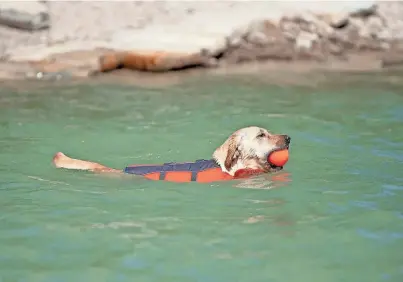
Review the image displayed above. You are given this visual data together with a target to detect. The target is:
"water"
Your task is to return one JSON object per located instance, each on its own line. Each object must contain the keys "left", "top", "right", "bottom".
{"left": 0, "top": 73, "right": 402, "bottom": 282}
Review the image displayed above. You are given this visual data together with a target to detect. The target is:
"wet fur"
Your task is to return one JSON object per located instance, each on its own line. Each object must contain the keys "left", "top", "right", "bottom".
{"left": 213, "top": 126, "right": 290, "bottom": 176}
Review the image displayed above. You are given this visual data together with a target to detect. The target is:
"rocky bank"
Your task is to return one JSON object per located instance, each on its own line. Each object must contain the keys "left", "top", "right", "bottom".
{"left": 1, "top": 1, "right": 403, "bottom": 82}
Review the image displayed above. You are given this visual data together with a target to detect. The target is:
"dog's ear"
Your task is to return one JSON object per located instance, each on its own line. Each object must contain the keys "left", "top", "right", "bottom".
{"left": 224, "top": 138, "right": 240, "bottom": 172}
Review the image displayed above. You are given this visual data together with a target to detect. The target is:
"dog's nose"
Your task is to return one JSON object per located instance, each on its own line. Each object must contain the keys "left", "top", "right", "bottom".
{"left": 284, "top": 135, "right": 291, "bottom": 144}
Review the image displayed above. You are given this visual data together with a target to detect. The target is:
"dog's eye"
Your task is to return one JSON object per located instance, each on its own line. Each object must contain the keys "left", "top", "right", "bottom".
{"left": 257, "top": 133, "right": 266, "bottom": 138}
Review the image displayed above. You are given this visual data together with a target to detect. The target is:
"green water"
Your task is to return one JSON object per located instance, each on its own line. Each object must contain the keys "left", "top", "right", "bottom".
{"left": 0, "top": 74, "right": 402, "bottom": 282}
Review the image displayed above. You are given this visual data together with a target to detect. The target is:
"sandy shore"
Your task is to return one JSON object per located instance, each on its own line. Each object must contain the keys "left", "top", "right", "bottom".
{"left": 1, "top": 1, "right": 403, "bottom": 84}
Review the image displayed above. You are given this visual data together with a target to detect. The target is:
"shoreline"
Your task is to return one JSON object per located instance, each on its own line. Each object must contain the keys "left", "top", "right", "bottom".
{"left": 2, "top": 56, "right": 403, "bottom": 92}
{"left": 1, "top": 1, "right": 403, "bottom": 85}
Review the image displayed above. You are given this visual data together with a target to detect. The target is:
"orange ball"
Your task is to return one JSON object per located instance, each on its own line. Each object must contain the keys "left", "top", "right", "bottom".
{"left": 268, "top": 149, "right": 289, "bottom": 167}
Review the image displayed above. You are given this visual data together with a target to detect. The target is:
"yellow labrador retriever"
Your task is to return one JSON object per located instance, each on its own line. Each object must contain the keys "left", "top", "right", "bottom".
{"left": 53, "top": 126, "right": 291, "bottom": 182}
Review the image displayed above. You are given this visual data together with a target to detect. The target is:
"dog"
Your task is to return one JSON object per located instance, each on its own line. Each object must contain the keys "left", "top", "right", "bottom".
{"left": 53, "top": 126, "right": 291, "bottom": 183}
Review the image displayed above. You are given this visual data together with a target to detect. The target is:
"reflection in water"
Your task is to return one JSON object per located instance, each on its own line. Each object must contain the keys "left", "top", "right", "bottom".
{"left": 92, "top": 221, "right": 159, "bottom": 239}
{"left": 234, "top": 171, "right": 291, "bottom": 189}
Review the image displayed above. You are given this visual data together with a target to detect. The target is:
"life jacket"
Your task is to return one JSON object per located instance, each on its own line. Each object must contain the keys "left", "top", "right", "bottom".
{"left": 124, "top": 159, "right": 264, "bottom": 183}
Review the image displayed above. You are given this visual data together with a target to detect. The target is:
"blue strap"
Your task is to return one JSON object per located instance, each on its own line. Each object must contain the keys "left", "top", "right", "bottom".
{"left": 125, "top": 159, "right": 219, "bottom": 180}
{"left": 159, "top": 171, "right": 166, "bottom": 180}
{"left": 191, "top": 171, "right": 198, "bottom": 181}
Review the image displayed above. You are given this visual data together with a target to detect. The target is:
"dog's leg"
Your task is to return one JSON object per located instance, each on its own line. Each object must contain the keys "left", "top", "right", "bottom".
{"left": 53, "top": 152, "right": 122, "bottom": 173}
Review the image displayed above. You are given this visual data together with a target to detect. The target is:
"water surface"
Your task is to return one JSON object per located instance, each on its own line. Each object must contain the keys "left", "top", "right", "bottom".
{"left": 0, "top": 74, "right": 402, "bottom": 282}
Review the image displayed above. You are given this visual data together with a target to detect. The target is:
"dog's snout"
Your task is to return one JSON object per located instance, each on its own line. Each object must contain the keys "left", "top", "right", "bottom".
{"left": 284, "top": 135, "right": 291, "bottom": 144}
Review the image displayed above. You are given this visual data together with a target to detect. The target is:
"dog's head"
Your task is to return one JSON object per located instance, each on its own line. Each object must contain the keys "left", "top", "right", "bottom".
{"left": 213, "top": 126, "right": 291, "bottom": 176}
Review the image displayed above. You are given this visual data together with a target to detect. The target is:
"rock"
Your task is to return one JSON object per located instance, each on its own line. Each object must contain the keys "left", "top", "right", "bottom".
{"left": 376, "top": 1, "right": 403, "bottom": 40}
{"left": 327, "top": 42, "right": 345, "bottom": 56}
{"left": 295, "top": 31, "right": 318, "bottom": 50}
{"left": 347, "top": 15, "right": 385, "bottom": 40}
{"left": 377, "top": 29, "right": 393, "bottom": 41}
{"left": 328, "top": 28, "right": 357, "bottom": 51}
{"left": 245, "top": 19, "right": 286, "bottom": 46}
{"left": 366, "top": 16, "right": 384, "bottom": 38}
{"left": 349, "top": 4, "right": 377, "bottom": 18}
{"left": 202, "top": 37, "right": 227, "bottom": 58}
{"left": 159, "top": 51, "right": 218, "bottom": 70}
{"left": 381, "top": 51, "right": 403, "bottom": 67}
{"left": 296, "top": 47, "right": 327, "bottom": 62}
{"left": 390, "top": 41, "right": 403, "bottom": 51}
{"left": 2, "top": 1, "right": 402, "bottom": 77}
{"left": 226, "top": 33, "right": 243, "bottom": 49}
{"left": 228, "top": 19, "right": 285, "bottom": 48}
{"left": 292, "top": 13, "right": 317, "bottom": 33}
{"left": 280, "top": 20, "right": 300, "bottom": 41}
{"left": 380, "top": 41, "right": 391, "bottom": 50}
{"left": 223, "top": 43, "right": 294, "bottom": 64}
{"left": 246, "top": 31, "right": 270, "bottom": 46}
{"left": 349, "top": 17, "right": 370, "bottom": 39}
{"left": 317, "top": 13, "right": 349, "bottom": 29}
{"left": 254, "top": 44, "right": 295, "bottom": 61}
{"left": 315, "top": 19, "right": 336, "bottom": 37}
{"left": 330, "top": 14, "right": 349, "bottom": 29}
{"left": 226, "top": 23, "right": 250, "bottom": 48}
{"left": 355, "top": 37, "right": 382, "bottom": 51}
{"left": 280, "top": 12, "right": 334, "bottom": 39}
{"left": 98, "top": 49, "right": 218, "bottom": 73}
{"left": 0, "top": 1, "right": 49, "bottom": 31}
{"left": 325, "top": 14, "right": 387, "bottom": 52}
{"left": 221, "top": 19, "right": 293, "bottom": 64}
{"left": 223, "top": 48, "right": 256, "bottom": 64}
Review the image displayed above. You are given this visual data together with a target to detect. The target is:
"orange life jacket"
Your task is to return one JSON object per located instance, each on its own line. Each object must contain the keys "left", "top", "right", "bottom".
{"left": 124, "top": 159, "right": 264, "bottom": 183}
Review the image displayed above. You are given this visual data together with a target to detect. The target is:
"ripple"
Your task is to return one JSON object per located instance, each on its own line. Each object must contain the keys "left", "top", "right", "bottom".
{"left": 357, "top": 228, "right": 403, "bottom": 243}
{"left": 122, "top": 255, "right": 148, "bottom": 270}
{"left": 91, "top": 221, "right": 159, "bottom": 239}
{"left": 350, "top": 200, "right": 378, "bottom": 210}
